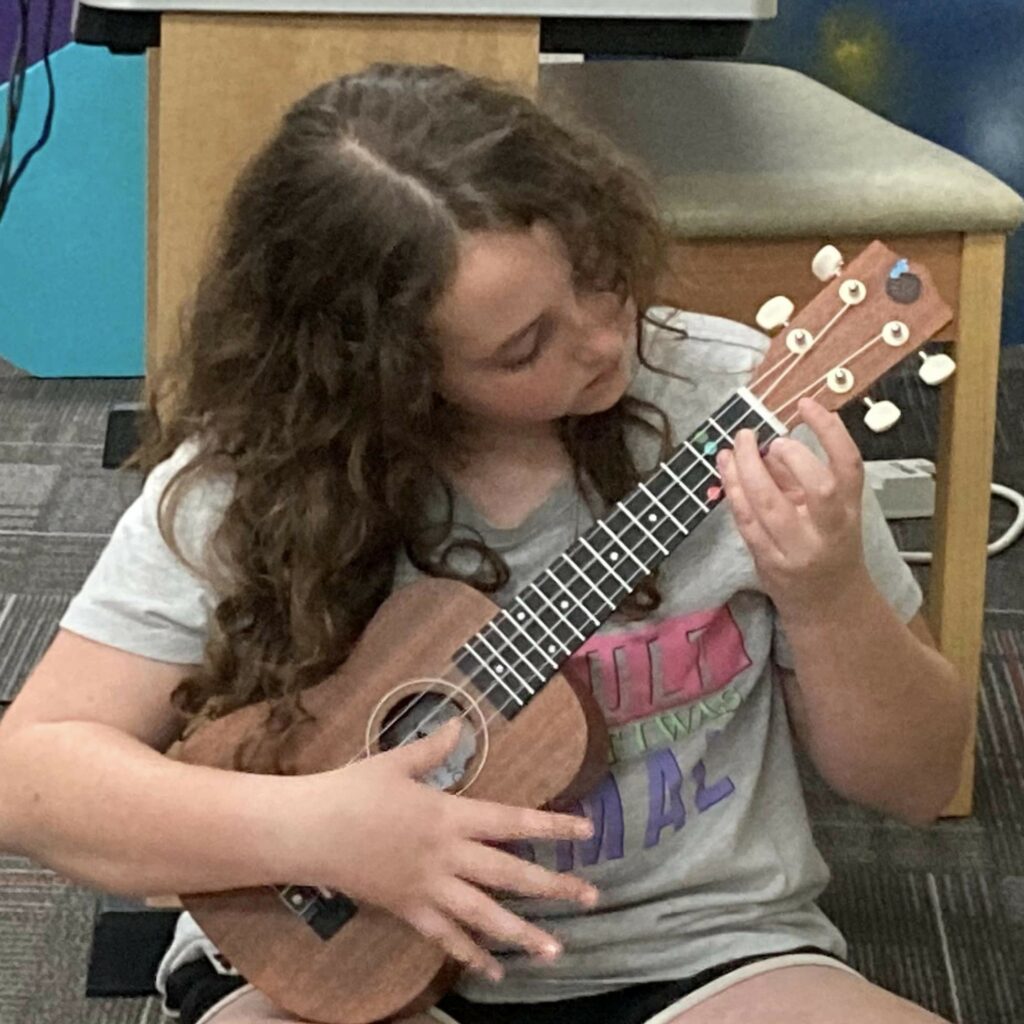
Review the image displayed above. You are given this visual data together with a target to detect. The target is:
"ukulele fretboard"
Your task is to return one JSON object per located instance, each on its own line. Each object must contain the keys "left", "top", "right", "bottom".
{"left": 453, "top": 388, "right": 784, "bottom": 718}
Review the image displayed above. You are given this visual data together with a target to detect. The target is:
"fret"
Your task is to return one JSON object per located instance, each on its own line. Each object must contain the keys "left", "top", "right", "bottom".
{"left": 681, "top": 441, "right": 718, "bottom": 482}
{"left": 659, "top": 459, "right": 709, "bottom": 515}
{"left": 502, "top": 601, "right": 570, "bottom": 662}
{"left": 595, "top": 520, "right": 651, "bottom": 577}
{"left": 616, "top": 496, "right": 669, "bottom": 555}
{"left": 544, "top": 565, "right": 601, "bottom": 628}
{"left": 542, "top": 557, "right": 609, "bottom": 633}
{"left": 462, "top": 630, "right": 532, "bottom": 704}
{"left": 525, "top": 582, "right": 587, "bottom": 644}
{"left": 578, "top": 536, "right": 630, "bottom": 590}
{"left": 562, "top": 547, "right": 619, "bottom": 612}
{"left": 634, "top": 481, "right": 688, "bottom": 538}
{"left": 458, "top": 391, "right": 782, "bottom": 719}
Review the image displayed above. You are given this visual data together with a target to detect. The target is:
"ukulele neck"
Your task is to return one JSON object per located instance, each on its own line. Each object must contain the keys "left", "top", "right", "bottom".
{"left": 452, "top": 387, "right": 785, "bottom": 718}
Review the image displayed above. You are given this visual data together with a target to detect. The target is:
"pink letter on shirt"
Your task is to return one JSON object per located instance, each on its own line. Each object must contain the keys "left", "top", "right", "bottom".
{"left": 565, "top": 606, "right": 751, "bottom": 727}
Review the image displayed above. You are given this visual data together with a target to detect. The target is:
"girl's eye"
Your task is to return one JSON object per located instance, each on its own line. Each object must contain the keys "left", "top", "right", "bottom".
{"left": 500, "top": 322, "right": 549, "bottom": 372}
{"left": 502, "top": 343, "right": 543, "bottom": 372}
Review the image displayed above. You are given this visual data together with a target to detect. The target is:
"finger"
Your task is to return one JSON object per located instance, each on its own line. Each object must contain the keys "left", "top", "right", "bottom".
{"left": 762, "top": 446, "right": 807, "bottom": 504}
{"left": 796, "top": 398, "right": 865, "bottom": 492}
{"left": 763, "top": 437, "right": 843, "bottom": 524}
{"left": 434, "top": 879, "right": 564, "bottom": 962}
{"left": 724, "top": 430, "right": 799, "bottom": 547}
{"left": 717, "top": 449, "right": 784, "bottom": 561}
{"left": 406, "top": 905, "right": 504, "bottom": 982}
{"left": 456, "top": 800, "right": 594, "bottom": 844}
{"left": 455, "top": 843, "right": 598, "bottom": 907}
{"left": 386, "top": 718, "right": 463, "bottom": 778}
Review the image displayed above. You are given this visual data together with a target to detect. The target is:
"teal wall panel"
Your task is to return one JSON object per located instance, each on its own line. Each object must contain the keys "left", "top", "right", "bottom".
{"left": 0, "top": 44, "right": 145, "bottom": 376}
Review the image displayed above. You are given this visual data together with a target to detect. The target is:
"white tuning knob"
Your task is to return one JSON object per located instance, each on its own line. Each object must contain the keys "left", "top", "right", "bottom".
{"left": 756, "top": 295, "right": 795, "bottom": 332}
{"left": 863, "top": 397, "right": 902, "bottom": 433}
{"left": 812, "top": 244, "right": 844, "bottom": 282}
{"left": 918, "top": 351, "right": 957, "bottom": 386}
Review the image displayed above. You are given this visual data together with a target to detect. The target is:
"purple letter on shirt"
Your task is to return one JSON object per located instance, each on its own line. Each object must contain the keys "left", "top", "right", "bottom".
{"left": 555, "top": 773, "right": 625, "bottom": 872}
{"left": 692, "top": 757, "right": 735, "bottom": 813}
{"left": 644, "top": 748, "right": 687, "bottom": 848}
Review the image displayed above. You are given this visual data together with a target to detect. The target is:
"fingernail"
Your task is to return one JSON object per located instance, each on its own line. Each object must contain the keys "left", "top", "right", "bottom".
{"left": 487, "top": 965, "right": 504, "bottom": 983}
{"left": 581, "top": 886, "right": 599, "bottom": 906}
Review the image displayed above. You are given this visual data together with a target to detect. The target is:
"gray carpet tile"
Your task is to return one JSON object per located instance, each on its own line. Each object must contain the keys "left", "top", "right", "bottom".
{"left": 0, "top": 857, "right": 159, "bottom": 1024}
{"left": 0, "top": 352, "right": 1023, "bottom": 1023}
{"left": 0, "top": 594, "right": 75, "bottom": 703}
{"left": 0, "top": 376, "right": 142, "bottom": 446}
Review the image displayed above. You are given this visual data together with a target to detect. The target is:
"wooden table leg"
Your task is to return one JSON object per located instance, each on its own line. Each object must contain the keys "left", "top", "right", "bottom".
{"left": 929, "top": 232, "right": 1006, "bottom": 817}
{"left": 147, "top": 13, "right": 540, "bottom": 377}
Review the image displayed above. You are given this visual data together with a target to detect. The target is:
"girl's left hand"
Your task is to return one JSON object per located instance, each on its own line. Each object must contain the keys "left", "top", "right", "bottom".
{"left": 715, "top": 396, "right": 870, "bottom": 617}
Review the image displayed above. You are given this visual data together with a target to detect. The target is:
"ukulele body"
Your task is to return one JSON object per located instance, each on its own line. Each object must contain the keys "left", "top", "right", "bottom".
{"left": 169, "top": 577, "right": 610, "bottom": 1024}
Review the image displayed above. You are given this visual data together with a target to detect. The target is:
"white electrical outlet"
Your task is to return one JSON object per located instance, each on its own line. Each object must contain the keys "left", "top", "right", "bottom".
{"left": 864, "top": 459, "right": 936, "bottom": 520}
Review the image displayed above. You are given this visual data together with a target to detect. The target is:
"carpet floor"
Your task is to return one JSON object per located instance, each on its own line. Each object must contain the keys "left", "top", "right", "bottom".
{"left": 1, "top": 348, "right": 1022, "bottom": 1023}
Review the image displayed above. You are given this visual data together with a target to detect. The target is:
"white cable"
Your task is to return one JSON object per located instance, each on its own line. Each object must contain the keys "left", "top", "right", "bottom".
{"left": 900, "top": 482, "right": 1024, "bottom": 564}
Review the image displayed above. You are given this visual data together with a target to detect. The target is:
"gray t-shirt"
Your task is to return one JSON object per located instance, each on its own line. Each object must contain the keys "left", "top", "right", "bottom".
{"left": 60, "top": 309, "right": 922, "bottom": 1003}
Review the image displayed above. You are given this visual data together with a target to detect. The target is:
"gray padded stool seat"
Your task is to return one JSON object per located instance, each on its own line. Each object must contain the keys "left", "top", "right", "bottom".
{"left": 539, "top": 59, "right": 1024, "bottom": 815}
{"left": 539, "top": 59, "right": 1024, "bottom": 239}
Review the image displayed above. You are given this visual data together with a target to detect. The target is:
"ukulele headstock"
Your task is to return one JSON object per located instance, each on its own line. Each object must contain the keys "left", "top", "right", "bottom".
{"left": 750, "top": 240, "right": 955, "bottom": 434}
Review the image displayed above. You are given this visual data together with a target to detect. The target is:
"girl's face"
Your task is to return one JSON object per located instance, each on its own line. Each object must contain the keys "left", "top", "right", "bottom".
{"left": 432, "top": 222, "right": 637, "bottom": 439}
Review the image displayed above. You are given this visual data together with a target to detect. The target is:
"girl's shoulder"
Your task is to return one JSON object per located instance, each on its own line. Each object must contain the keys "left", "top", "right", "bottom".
{"left": 138, "top": 437, "right": 237, "bottom": 571}
{"left": 632, "top": 307, "right": 771, "bottom": 439}
{"left": 639, "top": 306, "right": 770, "bottom": 379}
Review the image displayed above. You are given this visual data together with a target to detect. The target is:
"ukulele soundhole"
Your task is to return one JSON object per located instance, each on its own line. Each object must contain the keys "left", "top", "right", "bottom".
{"left": 377, "top": 689, "right": 481, "bottom": 791}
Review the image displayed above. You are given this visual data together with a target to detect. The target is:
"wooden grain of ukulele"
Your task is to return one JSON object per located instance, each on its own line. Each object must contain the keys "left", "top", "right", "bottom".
{"left": 164, "top": 240, "right": 954, "bottom": 1023}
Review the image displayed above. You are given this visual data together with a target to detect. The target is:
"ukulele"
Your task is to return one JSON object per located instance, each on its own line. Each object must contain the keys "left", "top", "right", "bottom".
{"left": 165, "top": 239, "right": 954, "bottom": 1023}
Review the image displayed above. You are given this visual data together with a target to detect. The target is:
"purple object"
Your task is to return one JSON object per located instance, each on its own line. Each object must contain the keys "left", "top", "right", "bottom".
{"left": 0, "top": 0, "right": 75, "bottom": 84}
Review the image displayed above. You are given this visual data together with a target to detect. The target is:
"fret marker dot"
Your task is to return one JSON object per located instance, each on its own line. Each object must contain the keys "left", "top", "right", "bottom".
{"left": 560, "top": 600, "right": 570, "bottom": 609}
{"left": 648, "top": 513, "right": 657, "bottom": 522}
{"left": 548, "top": 644, "right": 557, "bottom": 654}
{"left": 517, "top": 611, "right": 526, "bottom": 620}
{"left": 492, "top": 663, "right": 505, "bottom": 673}
{"left": 610, "top": 552, "right": 619, "bottom": 561}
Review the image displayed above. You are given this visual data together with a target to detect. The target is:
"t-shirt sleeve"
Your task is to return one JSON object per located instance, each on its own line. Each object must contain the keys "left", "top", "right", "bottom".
{"left": 771, "top": 425, "right": 923, "bottom": 671}
{"left": 59, "top": 442, "right": 231, "bottom": 665}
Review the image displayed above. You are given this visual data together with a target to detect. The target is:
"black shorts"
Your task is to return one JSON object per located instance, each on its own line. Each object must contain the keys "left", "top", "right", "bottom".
{"left": 163, "top": 945, "right": 844, "bottom": 1024}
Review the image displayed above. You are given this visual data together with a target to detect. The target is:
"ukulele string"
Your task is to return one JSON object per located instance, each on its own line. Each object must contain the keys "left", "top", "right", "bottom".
{"left": 754, "top": 296, "right": 854, "bottom": 406}
{"left": 461, "top": 401, "right": 821, "bottom": 738}
{"left": 362, "top": 334, "right": 875, "bottom": 765}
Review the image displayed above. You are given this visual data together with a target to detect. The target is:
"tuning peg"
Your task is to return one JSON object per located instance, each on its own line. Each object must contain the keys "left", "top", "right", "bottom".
{"left": 756, "top": 295, "right": 795, "bottom": 332}
{"left": 918, "top": 351, "right": 956, "bottom": 386}
{"left": 812, "top": 244, "right": 844, "bottom": 281}
{"left": 863, "top": 397, "right": 902, "bottom": 433}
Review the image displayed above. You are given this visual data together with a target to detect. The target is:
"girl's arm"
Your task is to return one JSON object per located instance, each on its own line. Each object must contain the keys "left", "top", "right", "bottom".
{"left": 0, "top": 629, "right": 597, "bottom": 981}
{"left": 716, "top": 397, "right": 971, "bottom": 825}
{"left": 775, "top": 593, "right": 969, "bottom": 825}
{"left": 0, "top": 629, "right": 316, "bottom": 896}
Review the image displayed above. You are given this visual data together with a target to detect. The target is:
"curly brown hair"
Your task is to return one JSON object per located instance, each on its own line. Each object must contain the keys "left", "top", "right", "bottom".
{"left": 132, "top": 63, "right": 682, "bottom": 753}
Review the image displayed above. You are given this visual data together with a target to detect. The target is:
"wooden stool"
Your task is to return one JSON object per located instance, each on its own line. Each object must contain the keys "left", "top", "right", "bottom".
{"left": 540, "top": 59, "right": 1024, "bottom": 816}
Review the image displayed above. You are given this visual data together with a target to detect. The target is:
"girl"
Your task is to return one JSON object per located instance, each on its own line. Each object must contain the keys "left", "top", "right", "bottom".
{"left": 0, "top": 63, "right": 970, "bottom": 1024}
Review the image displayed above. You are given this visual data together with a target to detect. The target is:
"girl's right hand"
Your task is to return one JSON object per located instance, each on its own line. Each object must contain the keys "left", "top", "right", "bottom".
{"left": 287, "top": 719, "right": 599, "bottom": 983}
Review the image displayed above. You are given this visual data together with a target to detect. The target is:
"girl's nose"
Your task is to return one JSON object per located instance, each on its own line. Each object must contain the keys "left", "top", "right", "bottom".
{"left": 572, "top": 293, "right": 628, "bottom": 367}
